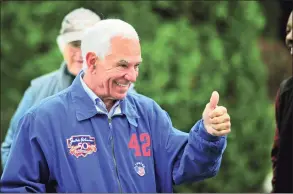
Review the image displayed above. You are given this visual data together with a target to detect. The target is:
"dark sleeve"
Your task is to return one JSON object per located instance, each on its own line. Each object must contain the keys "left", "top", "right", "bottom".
{"left": 274, "top": 78, "right": 293, "bottom": 192}
{"left": 271, "top": 89, "right": 280, "bottom": 192}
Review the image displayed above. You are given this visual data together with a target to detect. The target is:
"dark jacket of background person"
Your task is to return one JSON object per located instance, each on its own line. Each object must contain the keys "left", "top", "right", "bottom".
{"left": 271, "top": 76, "right": 293, "bottom": 193}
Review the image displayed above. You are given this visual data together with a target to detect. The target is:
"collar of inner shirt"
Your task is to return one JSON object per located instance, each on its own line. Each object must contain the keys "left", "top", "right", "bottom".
{"left": 79, "top": 73, "right": 122, "bottom": 117}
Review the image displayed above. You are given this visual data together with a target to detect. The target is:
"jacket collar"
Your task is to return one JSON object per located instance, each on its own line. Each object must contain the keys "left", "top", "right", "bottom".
{"left": 57, "top": 62, "right": 75, "bottom": 90}
{"left": 70, "top": 70, "right": 139, "bottom": 126}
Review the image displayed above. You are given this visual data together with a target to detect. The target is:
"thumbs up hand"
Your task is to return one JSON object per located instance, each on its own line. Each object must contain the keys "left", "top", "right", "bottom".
{"left": 202, "top": 91, "right": 231, "bottom": 136}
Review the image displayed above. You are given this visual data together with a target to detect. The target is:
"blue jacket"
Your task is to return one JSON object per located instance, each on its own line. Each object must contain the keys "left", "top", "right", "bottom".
{"left": 1, "top": 63, "right": 136, "bottom": 168}
{"left": 0, "top": 71, "right": 227, "bottom": 193}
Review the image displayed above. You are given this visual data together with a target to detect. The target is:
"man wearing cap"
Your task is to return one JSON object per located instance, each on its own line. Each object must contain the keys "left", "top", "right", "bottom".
{"left": 1, "top": 8, "right": 106, "bottom": 168}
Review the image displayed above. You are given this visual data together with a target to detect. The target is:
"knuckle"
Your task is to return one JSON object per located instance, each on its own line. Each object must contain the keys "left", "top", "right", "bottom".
{"left": 213, "top": 118, "right": 219, "bottom": 123}
{"left": 223, "top": 107, "right": 227, "bottom": 113}
{"left": 218, "top": 106, "right": 226, "bottom": 113}
{"left": 224, "top": 129, "right": 231, "bottom": 135}
{"left": 215, "top": 124, "right": 221, "bottom": 130}
{"left": 210, "top": 111, "right": 216, "bottom": 118}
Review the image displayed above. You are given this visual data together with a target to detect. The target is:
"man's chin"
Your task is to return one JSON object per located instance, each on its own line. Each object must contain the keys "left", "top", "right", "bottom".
{"left": 71, "top": 63, "right": 83, "bottom": 74}
{"left": 112, "top": 92, "right": 127, "bottom": 100}
{"left": 68, "top": 67, "right": 82, "bottom": 76}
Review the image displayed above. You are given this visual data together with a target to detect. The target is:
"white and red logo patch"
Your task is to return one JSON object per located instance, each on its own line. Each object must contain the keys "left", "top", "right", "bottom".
{"left": 134, "top": 162, "right": 146, "bottom": 176}
{"left": 67, "top": 135, "right": 97, "bottom": 158}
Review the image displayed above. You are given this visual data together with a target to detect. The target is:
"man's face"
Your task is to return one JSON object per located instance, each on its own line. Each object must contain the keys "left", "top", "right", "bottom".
{"left": 285, "top": 12, "right": 293, "bottom": 55}
{"left": 93, "top": 36, "right": 142, "bottom": 100}
{"left": 63, "top": 41, "right": 83, "bottom": 75}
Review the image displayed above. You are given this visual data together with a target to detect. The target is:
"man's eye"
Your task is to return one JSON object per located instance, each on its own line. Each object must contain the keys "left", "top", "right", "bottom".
{"left": 120, "top": 64, "right": 128, "bottom": 68}
{"left": 134, "top": 64, "right": 140, "bottom": 71}
{"left": 69, "top": 41, "right": 81, "bottom": 48}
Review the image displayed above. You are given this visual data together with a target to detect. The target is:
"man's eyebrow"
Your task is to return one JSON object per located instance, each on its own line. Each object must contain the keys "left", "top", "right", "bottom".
{"left": 117, "top": 59, "right": 143, "bottom": 65}
{"left": 117, "top": 60, "right": 129, "bottom": 64}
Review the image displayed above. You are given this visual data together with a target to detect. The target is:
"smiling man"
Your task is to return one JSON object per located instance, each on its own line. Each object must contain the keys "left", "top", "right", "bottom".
{"left": 0, "top": 19, "right": 231, "bottom": 193}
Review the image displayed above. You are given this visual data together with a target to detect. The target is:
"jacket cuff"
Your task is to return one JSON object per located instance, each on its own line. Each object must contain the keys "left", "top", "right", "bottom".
{"left": 197, "top": 119, "right": 222, "bottom": 142}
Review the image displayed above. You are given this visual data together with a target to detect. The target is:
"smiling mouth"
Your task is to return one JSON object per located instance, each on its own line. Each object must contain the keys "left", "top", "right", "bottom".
{"left": 114, "top": 81, "right": 130, "bottom": 87}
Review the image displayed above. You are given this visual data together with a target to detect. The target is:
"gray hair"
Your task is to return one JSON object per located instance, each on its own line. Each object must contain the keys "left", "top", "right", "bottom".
{"left": 81, "top": 19, "right": 139, "bottom": 70}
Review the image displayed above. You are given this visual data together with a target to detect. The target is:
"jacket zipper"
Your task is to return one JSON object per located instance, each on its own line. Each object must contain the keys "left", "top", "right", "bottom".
{"left": 108, "top": 117, "right": 123, "bottom": 193}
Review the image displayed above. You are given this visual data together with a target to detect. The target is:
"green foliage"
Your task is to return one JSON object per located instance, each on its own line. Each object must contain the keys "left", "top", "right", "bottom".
{"left": 1, "top": 1, "right": 275, "bottom": 192}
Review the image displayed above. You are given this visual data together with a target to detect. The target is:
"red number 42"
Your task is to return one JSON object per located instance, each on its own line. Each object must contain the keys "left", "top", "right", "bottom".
{"left": 128, "top": 133, "right": 151, "bottom": 157}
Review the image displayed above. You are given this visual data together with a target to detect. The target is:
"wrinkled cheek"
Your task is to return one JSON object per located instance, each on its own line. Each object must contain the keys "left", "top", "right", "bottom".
{"left": 65, "top": 53, "right": 75, "bottom": 67}
{"left": 102, "top": 79, "right": 112, "bottom": 95}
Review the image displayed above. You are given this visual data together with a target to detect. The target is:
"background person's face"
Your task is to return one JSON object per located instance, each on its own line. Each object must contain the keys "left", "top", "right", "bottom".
{"left": 93, "top": 37, "right": 142, "bottom": 100}
{"left": 63, "top": 41, "right": 83, "bottom": 75}
{"left": 285, "top": 12, "right": 292, "bottom": 55}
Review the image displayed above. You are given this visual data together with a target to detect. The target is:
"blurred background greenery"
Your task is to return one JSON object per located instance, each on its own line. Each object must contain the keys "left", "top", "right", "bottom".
{"left": 1, "top": 0, "right": 292, "bottom": 192}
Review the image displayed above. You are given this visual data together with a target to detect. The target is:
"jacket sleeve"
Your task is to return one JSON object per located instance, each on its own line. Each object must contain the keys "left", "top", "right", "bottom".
{"left": 1, "top": 86, "right": 36, "bottom": 168}
{"left": 151, "top": 101, "right": 227, "bottom": 186}
{"left": 0, "top": 111, "right": 52, "bottom": 193}
{"left": 271, "top": 89, "right": 280, "bottom": 192}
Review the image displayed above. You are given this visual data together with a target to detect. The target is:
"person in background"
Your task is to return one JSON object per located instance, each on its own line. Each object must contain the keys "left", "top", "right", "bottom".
{"left": 271, "top": 10, "right": 292, "bottom": 193}
{"left": 1, "top": 7, "right": 103, "bottom": 168}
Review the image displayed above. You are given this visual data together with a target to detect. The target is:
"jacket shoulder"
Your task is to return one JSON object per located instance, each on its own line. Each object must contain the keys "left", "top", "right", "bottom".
{"left": 279, "top": 76, "right": 293, "bottom": 96}
{"left": 126, "top": 92, "right": 163, "bottom": 116}
{"left": 30, "top": 70, "right": 60, "bottom": 87}
{"left": 27, "top": 88, "right": 71, "bottom": 117}
{"left": 126, "top": 92, "right": 155, "bottom": 106}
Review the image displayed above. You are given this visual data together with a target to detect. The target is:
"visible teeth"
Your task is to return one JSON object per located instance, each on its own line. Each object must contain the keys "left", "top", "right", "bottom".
{"left": 115, "top": 81, "right": 129, "bottom": 87}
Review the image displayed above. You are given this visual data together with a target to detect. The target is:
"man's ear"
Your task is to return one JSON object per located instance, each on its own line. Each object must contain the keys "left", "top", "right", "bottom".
{"left": 85, "top": 52, "right": 98, "bottom": 72}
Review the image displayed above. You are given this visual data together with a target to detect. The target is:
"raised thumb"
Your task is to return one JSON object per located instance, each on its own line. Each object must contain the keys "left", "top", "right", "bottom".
{"left": 209, "top": 91, "right": 219, "bottom": 110}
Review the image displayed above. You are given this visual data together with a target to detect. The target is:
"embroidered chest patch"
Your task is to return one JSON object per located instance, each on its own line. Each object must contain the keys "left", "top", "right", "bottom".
{"left": 67, "top": 135, "right": 97, "bottom": 158}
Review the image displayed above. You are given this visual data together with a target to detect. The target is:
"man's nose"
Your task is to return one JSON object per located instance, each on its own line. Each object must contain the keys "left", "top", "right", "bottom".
{"left": 286, "top": 30, "right": 293, "bottom": 46}
{"left": 124, "top": 68, "right": 138, "bottom": 83}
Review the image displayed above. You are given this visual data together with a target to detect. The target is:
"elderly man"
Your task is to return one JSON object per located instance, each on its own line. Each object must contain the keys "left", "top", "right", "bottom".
{"left": 0, "top": 19, "right": 231, "bottom": 193}
{"left": 1, "top": 8, "right": 119, "bottom": 168}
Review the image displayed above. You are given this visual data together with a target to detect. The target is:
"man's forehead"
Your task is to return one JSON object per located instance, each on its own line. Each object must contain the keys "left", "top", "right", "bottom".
{"left": 111, "top": 37, "right": 140, "bottom": 53}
